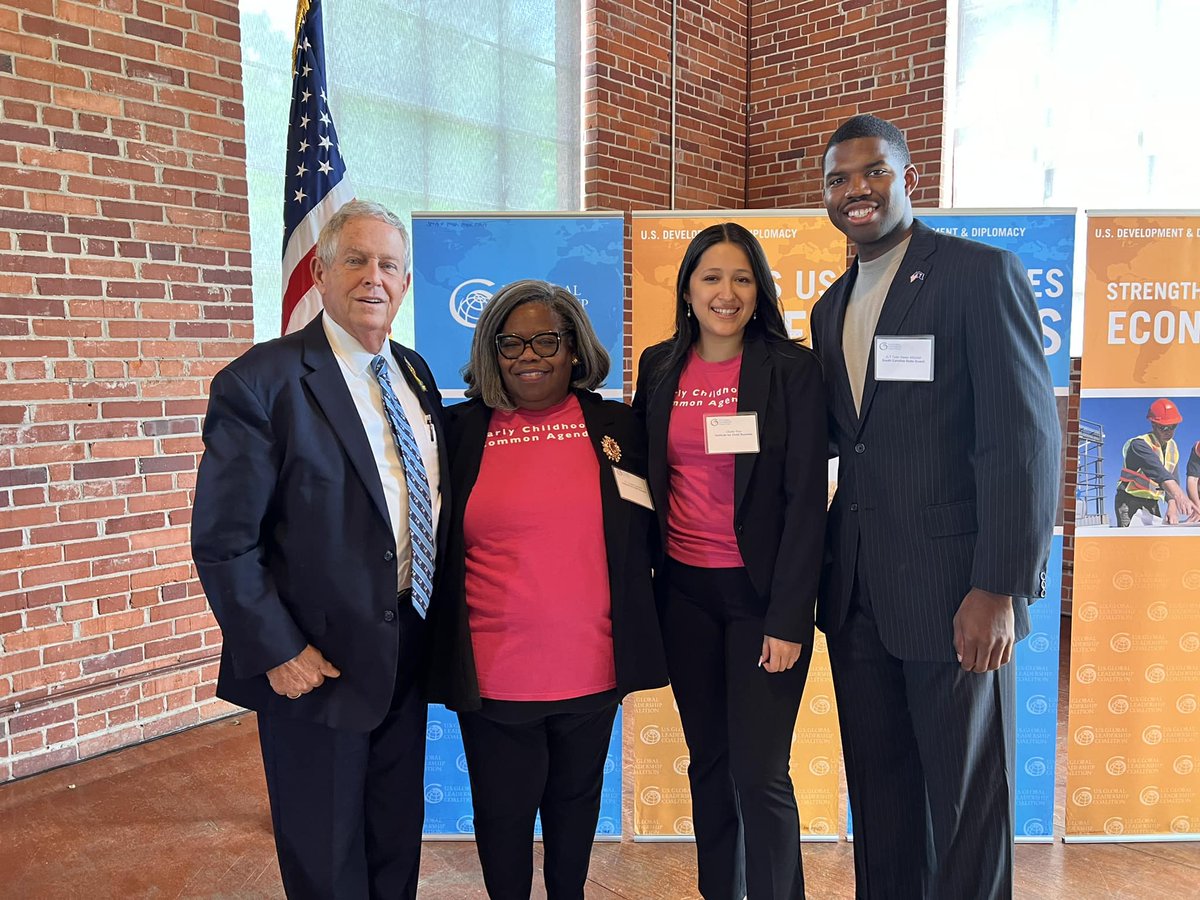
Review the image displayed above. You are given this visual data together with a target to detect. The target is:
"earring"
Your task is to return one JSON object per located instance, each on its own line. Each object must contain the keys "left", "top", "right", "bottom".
{"left": 752, "top": 310, "right": 757, "bottom": 320}
{"left": 571, "top": 356, "right": 579, "bottom": 365}
{"left": 686, "top": 305, "right": 692, "bottom": 318}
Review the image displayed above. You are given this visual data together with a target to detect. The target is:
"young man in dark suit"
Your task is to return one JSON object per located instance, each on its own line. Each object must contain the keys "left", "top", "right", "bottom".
{"left": 810, "top": 115, "right": 1059, "bottom": 899}
{"left": 192, "top": 200, "right": 449, "bottom": 899}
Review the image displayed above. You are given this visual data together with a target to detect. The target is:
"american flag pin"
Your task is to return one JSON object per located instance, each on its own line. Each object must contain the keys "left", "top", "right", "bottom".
{"left": 910, "top": 271, "right": 925, "bottom": 283}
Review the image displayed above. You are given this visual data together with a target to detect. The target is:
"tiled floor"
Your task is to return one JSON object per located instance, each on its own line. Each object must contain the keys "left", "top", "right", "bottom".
{"left": 3, "top": 616, "right": 1199, "bottom": 898}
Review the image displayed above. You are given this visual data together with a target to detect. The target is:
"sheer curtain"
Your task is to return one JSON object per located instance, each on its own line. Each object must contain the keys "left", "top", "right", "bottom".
{"left": 239, "top": 0, "right": 581, "bottom": 342}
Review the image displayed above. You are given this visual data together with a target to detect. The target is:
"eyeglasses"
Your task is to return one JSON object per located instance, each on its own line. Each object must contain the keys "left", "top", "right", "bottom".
{"left": 495, "top": 331, "right": 568, "bottom": 360}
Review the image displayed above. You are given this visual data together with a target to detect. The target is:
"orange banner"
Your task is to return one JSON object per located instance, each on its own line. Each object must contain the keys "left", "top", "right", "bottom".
{"left": 630, "top": 211, "right": 846, "bottom": 385}
{"left": 629, "top": 211, "right": 846, "bottom": 839}
{"left": 1082, "top": 214, "right": 1200, "bottom": 390}
{"left": 629, "top": 634, "right": 841, "bottom": 839}
{"left": 1065, "top": 536, "right": 1200, "bottom": 838}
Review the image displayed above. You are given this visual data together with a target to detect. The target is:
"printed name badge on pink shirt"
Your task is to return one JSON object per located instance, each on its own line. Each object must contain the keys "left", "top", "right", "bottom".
{"left": 704, "top": 412, "right": 760, "bottom": 454}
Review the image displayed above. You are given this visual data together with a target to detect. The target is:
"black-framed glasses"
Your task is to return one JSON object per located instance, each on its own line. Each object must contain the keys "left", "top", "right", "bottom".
{"left": 495, "top": 331, "right": 568, "bottom": 360}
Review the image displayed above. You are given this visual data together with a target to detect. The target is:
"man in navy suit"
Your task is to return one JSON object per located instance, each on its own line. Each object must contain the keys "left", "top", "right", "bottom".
{"left": 811, "top": 115, "right": 1059, "bottom": 899}
{"left": 192, "top": 200, "right": 448, "bottom": 899}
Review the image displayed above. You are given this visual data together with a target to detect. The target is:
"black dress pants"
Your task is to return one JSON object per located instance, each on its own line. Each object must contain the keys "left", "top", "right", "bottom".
{"left": 661, "top": 558, "right": 811, "bottom": 900}
{"left": 256, "top": 600, "right": 427, "bottom": 900}
{"left": 827, "top": 580, "right": 1016, "bottom": 900}
{"left": 458, "top": 701, "right": 619, "bottom": 900}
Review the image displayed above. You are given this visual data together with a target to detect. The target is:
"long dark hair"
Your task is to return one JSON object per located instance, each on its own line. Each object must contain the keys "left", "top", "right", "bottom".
{"left": 651, "top": 222, "right": 791, "bottom": 384}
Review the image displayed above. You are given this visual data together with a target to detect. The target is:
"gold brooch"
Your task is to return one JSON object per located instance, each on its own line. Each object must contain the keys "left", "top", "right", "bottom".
{"left": 601, "top": 435, "right": 621, "bottom": 463}
{"left": 404, "top": 358, "right": 427, "bottom": 393}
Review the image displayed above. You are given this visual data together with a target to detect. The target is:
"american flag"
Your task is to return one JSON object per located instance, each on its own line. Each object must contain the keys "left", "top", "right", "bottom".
{"left": 281, "top": 0, "right": 353, "bottom": 335}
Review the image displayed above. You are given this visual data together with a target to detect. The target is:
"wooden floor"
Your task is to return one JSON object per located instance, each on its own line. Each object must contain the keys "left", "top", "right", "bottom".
{"left": 3, "top": 616, "right": 1199, "bottom": 898}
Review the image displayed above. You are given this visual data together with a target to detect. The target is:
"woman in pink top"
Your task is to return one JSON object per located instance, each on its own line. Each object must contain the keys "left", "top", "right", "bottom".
{"left": 427, "top": 280, "right": 668, "bottom": 899}
{"left": 633, "top": 224, "right": 828, "bottom": 900}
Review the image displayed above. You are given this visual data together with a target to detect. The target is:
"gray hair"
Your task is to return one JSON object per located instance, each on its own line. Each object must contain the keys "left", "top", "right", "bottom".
{"left": 463, "top": 279, "right": 611, "bottom": 410}
{"left": 315, "top": 199, "right": 410, "bottom": 273}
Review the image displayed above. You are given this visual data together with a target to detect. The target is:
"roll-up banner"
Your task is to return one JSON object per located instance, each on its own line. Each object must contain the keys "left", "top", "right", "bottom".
{"left": 412, "top": 212, "right": 627, "bottom": 839}
{"left": 629, "top": 211, "right": 846, "bottom": 840}
{"left": 412, "top": 212, "right": 626, "bottom": 400}
{"left": 1066, "top": 212, "right": 1200, "bottom": 842}
{"left": 918, "top": 209, "right": 1076, "bottom": 842}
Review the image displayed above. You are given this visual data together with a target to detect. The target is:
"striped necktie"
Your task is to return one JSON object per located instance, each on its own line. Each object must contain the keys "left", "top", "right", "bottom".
{"left": 369, "top": 354, "right": 434, "bottom": 619}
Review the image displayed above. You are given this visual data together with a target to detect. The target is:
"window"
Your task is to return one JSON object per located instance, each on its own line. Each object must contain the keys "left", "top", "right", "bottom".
{"left": 239, "top": 0, "right": 581, "bottom": 341}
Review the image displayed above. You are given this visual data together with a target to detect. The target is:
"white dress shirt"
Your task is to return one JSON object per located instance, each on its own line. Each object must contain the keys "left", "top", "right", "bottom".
{"left": 323, "top": 313, "right": 442, "bottom": 592}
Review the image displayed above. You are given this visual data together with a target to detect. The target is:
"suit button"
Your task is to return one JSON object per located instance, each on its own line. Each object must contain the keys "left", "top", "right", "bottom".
{"left": 384, "top": 550, "right": 395, "bottom": 562}
{"left": 854, "top": 442, "right": 865, "bottom": 454}
{"left": 383, "top": 610, "right": 396, "bottom": 622}
{"left": 850, "top": 503, "right": 859, "bottom": 512}
{"left": 736, "top": 524, "right": 744, "bottom": 534}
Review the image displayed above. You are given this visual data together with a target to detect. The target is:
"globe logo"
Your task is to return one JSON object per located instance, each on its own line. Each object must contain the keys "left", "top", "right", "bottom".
{"left": 640, "top": 725, "right": 662, "bottom": 745}
{"left": 1112, "top": 570, "right": 1135, "bottom": 591}
{"left": 1183, "top": 570, "right": 1200, "bottom": 590}
{"left": 810, "top": 695, "right": 832, "bottom": 715}
{"left": 1072, "top": 787, "right": 1093, "bottom": 807}
{"left": 1024, "top": 757, "right": 1047, "bottom": 777}
{"left": 1028, "top": 632, "right": 1051, "bottom": 653}
{"left": 1174, "top": 755, "right": 1194, "bottom": 776}
{"left": 1143, "top": 725, "right": 1163, "bottom": 745}
{"left": 1146, "top": 664, "right": 1167, "bottom": 684}
{"left": 1078, "top": 603, "right": 1099, "bottom": 623}
{"left": 1105, "top": 756, "right": 1127, "bottom": 776}
{"left": 456, "top": 753, "right": 469, "bottom": 773}
{"left": 1074, "top": 726, "right": 1095, "bottom": 746}
{"left": 456, "top": 815, "right": 475, "bottom": 833}
{"left": 603, "top": 755, "right": 616, "bottom": 775}
{"left": 1109, "top": 633, "right": 1132, "bottom": 653}
{"left": 674, "top": 816, "right": 694, "bottom": 835}
{"left": 1177, "top": 694, "right": 1198, "bottom": 714}
{"left": 1148, "top": 601, "right": 1169, "bottom": 622}
{"left": 809, "top": 817, "right": 832, "bottom": 835}
{"left": 1076, "top": 664, "right": 1097, "bottom": 684}
{"left": 426, "top": 722, "right": 444, "bottom": 741}
{"left": 1108, "top": 695, "right": 1130, "bottom": 715}
{"left": 1150, "top": 542, "right": 1171, "bottom": 562}
{"left": 1171, "top": 816, "right": 1192, "bottom": 833}
{"left": 641, "top": 787, "right": 662, "bottom": 806}
{"left": 1023, "top": 818, "right": 1047, "bottom": 836}
{"left": 673, "top": 755, "right": 690, "bottom": 775}
{"left": 1081, "top": 543, "right": 1101, "bottom": 562}
{"left": 1180, "top": 632, "right": 1200, "bottom": 652}
{"left": 1140, "top": 786, "right": 1161, "bottom": 806}
{"left": 596, "top": 818, "right": 616, "bottom": 835}
{"left": 1026, "top": 694, "right": 1049, "bottom": 716}
{"left": 449, "top": 278, "right": 496, "bottom": 328}
{"left": 425, "top": 784, "right": 445, "bottom": 804}
{"left": 1104, "top": 817, "right": 1125, "bottom": 835}
{"left": 809, "top": 757, "right": 832, "bottom": 776}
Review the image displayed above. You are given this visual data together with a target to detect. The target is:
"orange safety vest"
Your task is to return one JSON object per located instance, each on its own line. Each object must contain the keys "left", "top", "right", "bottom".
{"left": 1118, "top": 433, "right": 1180, "bottom": 500}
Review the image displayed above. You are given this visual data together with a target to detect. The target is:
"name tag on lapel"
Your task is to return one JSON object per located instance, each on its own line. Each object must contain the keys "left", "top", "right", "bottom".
{"left": 613, "top": 468, "right": 654, "bottom": 510}
{"left": 874, "top": 335, "right": 934, "bottom": 382}
{"left": 704, "top": 412, "right": 760, "bottom": 454}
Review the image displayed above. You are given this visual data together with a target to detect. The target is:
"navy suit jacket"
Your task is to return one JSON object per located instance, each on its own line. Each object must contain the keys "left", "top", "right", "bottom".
{"left": 634, "top": 335, "right": 828, "bottom": 647}
{"left": 192, "top": 313, "right": 450, "bottom": 732}
{"left": 425, "top": 390, "right": 669, "bottom": 711}
{"left": 810, "top": 219, "right": 1060, "bottom": 661}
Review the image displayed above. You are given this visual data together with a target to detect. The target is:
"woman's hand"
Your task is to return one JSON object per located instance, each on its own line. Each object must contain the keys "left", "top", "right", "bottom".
{"left": 760, "top": 635, "right": 803, "bottom": 673}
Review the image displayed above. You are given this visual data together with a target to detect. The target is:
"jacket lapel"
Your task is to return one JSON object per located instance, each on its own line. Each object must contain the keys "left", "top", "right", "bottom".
{"left": 579, "top": 391, "right": 630, "bottom": 586}
{"left": 734, "top": 338, "right": 770, "bottom": 514}
{"left": 646, "top": 354, "right": 683, "bottom": 519}
{"left": 854, "top": 221, "right": 937, "bottom": 435}
{"left": 820, "top": 270, "right": 860, "bottom": 440}
{"left": 300, "top": 314, "right": 391, "bottom": 527}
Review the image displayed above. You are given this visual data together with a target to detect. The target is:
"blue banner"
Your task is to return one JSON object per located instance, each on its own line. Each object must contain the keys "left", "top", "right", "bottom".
{"left": 411, "top": 214, "right": 626, "bottom": 397}
{"left": 423, "top": 704, "right": 623, "bottom": 838}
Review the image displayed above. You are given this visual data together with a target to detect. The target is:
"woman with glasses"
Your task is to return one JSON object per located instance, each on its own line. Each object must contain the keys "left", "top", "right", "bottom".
{"left": 633, "top": 224, "right": 828, "bottom": 900}
{"left": 427, "top": 279, "right": 668, "bottom": 900}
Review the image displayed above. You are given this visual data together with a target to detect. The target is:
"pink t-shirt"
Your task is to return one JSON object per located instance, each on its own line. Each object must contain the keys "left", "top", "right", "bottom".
{"left": 463, "top": 394, "right": 616, "bottom": 701}
{"left": 666, "top": 350, "right": 745, "bottom": 568}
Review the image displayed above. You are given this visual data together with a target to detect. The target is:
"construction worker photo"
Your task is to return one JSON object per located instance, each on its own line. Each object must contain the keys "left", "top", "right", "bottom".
{"left": 1114, "top": 398, "right": 1199, "bottom": 526}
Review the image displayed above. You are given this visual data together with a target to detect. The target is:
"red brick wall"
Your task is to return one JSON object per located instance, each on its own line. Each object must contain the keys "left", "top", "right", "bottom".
{"left": 749, "top": 0, "right": 947, "bottom": 208}
{"left": 0, "top": 0, "right": 250, "bottom": 781}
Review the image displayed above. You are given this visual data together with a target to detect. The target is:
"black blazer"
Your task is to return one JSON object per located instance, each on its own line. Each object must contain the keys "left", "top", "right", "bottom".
{"left": 192, "top": 313, "right": 451, "bottom": 732}
{"left": 633, "top": 335, "right": 828, "bottom": 647}
{"left": 810, "top": 219, "right": 1060, "bottom": 661}
{"left": 425, "top": 390, "right": 669, "bottom": 712}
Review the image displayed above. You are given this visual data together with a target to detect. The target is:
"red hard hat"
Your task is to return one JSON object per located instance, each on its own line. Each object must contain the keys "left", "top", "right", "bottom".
{"left": 1147, "top": 398, "right": 1183, "bottom": 425}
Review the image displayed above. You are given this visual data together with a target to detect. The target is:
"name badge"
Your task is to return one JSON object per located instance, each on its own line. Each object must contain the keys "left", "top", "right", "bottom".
{"left": 704, "top": 412, "right": 760, "bottom": 455}
{"left": 874, "top": 335, "right": 934, "bottom": 382}
{"left": 613, "top": 468, "right": 655, "bottom": 510}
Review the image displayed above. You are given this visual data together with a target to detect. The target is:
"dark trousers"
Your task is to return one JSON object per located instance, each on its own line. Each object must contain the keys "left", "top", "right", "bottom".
{"left": 661, "top": 558, "right": 810, "bottom": 900}
{"left": 256, "top": 601, "right": 427, "bottom": 900}
{"left": 457, "top": 702, "right": 619, "bottom": 900}
{"left": 828, "top": 582, "right": 1015, "bottom": 900}
{"left": 1114, "top": 488, "right": 1160, "bottom": 526}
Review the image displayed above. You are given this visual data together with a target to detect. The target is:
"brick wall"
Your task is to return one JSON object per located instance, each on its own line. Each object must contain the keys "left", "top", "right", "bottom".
{"left": 0, "top": 0, "right": 250, "bottom": 781}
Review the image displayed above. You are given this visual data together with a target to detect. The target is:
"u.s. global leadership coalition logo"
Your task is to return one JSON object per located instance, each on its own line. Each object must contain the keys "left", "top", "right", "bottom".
{"left": 449, "top": 278, "right": 496, "bottom": 328}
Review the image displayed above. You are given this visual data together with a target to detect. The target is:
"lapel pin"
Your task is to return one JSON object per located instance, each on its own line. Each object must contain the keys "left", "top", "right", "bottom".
{"left": 601, "top": 435, "right": 622, "bottom": 463}
{"left": 910, "top": 271, "right": 926, "bottom": 283}
{"left": 404, "top": 358, "right": 427, "bottom": 393}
